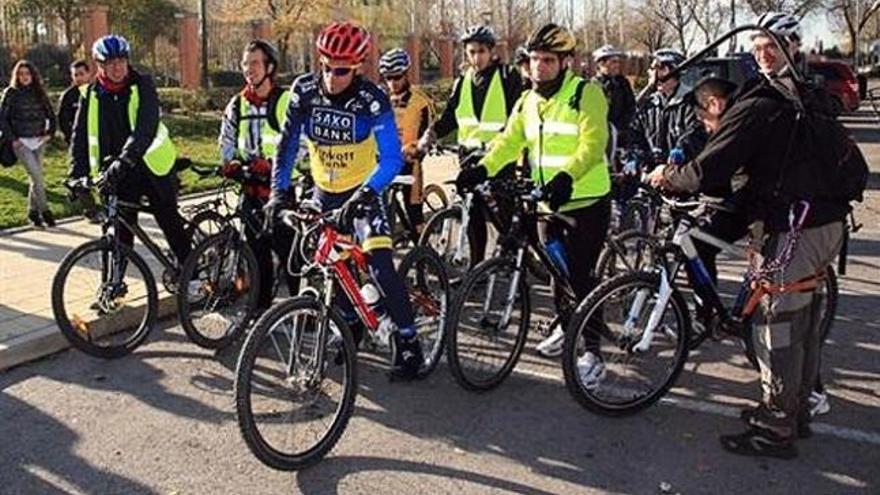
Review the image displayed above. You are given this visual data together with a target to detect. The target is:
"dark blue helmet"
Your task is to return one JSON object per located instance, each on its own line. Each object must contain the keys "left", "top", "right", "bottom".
{"left": 92, "top": 35, "right": 131, "bottom": 63}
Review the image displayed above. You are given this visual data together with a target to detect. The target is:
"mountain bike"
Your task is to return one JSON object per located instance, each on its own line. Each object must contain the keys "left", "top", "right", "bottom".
{"left": 52, "top": 163, "right": 226, "bottom": 358}
{"left": 443, "top": 178, "right": 578, "bottom": 391}
{"left": 560, "top": 199, "right": 836, "bottom": 416}
{"left": 385, "top": 173, "right": 448, "bottom": 248}
{"left": 234, "top": 201, "right": 449, "bottom": 470}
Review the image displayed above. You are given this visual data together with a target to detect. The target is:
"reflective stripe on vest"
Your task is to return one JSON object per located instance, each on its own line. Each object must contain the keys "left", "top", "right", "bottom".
{"left": 237, "top": 90, "right": 291, "bottom": 159}
{"left": 522, "top": 72, "right": 610, "bottom": 202}
{"left": 454, "top": 68, "right": 508, "bottom": 148}
{"left": 87, "top": 85, "right": 177, "bottom": 177}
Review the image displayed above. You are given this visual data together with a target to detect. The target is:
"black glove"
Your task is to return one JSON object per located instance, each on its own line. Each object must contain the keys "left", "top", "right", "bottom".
{"left": 455, "top": 165, "right": 488, "bottom": 192}
{"left": 263, "top": 189, "right": 292, "bottom": 221}
{"left": 101, "top": 158, "right": 129, "bottom": 190}
{"left": 339, "top": 186, "right": 378, "bottom": 230}
{"left": 543, "top": 172, "right": 573, "bottom": 212}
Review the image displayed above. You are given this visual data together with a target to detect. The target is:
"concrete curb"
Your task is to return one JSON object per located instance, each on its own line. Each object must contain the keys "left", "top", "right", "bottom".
{"left": 0, "top": 294, "right": 178, "bottom": 371}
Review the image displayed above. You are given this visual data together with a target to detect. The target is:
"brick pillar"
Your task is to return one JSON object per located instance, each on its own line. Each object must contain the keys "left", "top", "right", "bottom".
{"left": 177, "top": 13, "right": 201, "bottom": 89}
{"left": 81, "top": 5, "right": 109, "bottom": 63}
{"left": 251, "top": 19, "right": 273, "bottom": 40}
{"left": 438, "top": 36, "right": 455, "bottom": 79}
{"left": 311, "top": 26, "right": 321, "bottom": 72}
{"left": 495, "top": 40, "right": 509, "bottom": 65}
{"left": 406, "top": 34, "right": 421, "bottom": 85}
{"left": 362, "top": 31, "right": 380, "bottom": 82}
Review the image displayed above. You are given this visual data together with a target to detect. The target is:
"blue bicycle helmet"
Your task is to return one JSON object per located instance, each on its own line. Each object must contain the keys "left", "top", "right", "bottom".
{"left": 92, "top": 35, "right": 131, "bottom": 63}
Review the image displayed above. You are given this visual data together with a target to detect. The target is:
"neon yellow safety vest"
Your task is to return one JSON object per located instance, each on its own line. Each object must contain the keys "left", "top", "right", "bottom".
{"left": 87, "top": 85, "right": 177, "bottom": 177}
{"left": 237, "top": 90, "right": 290, "bottom": 159}
{"left": 454, "top": 68, "right": 508, "bottom": 148}
{"left": 522, "top": 72, "right": 610, "bottom": 204}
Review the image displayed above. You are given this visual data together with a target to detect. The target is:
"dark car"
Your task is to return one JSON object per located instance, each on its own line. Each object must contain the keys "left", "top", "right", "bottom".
{"left": 808, "top": 60, "right": 861, "bottom": 114}
{"left": 680, "top": 53, "right": 761, "bottom": 89}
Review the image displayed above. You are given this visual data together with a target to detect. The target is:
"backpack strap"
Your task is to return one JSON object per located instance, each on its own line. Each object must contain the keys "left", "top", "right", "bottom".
{"left": 569, "top": 79, "right": 587, "bottom": 111}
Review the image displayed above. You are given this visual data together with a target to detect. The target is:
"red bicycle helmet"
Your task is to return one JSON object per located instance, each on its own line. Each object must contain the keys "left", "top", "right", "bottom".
{"left": 316, "top": 22, "right": 371, "bottom": 64}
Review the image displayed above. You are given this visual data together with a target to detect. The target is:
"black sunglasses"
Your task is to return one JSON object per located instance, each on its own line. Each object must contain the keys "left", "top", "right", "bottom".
{"left": 384, "top": 74, "right": 404, "bottom": 82}
{"left": 322, "top": 65, "right": 355, "bottom": 76}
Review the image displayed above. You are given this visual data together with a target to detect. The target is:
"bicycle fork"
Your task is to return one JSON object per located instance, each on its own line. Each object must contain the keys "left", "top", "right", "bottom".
{"left": 628, "top": 266, "right": 674, "bottom": 353}
{"left": 483, "top": 249, "right": 525, "bottom": 330}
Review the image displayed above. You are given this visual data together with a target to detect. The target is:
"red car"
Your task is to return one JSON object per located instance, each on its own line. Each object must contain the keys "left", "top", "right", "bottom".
{"left": 808, "top": 60, "right": 861, "bottom": 114}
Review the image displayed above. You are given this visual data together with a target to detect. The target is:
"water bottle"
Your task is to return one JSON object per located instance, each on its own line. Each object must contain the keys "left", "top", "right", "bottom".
{"left": 667, "top": 147, "right": 686, "bottom": 166}
{"left": 360, "top": 283, "right": 393, "bottom": 347}
{"left": 544, "top": 238, "right": 570, "bottom": 278}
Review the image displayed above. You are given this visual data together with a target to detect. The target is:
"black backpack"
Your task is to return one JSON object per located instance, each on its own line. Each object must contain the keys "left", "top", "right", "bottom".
{"left": 775, "top": 81, "right": 868, "bottom": 204}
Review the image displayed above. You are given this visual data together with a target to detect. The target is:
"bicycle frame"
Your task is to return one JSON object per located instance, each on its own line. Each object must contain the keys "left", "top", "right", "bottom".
{"left": 103, "top": 194, "right": 179, "bottom": 275}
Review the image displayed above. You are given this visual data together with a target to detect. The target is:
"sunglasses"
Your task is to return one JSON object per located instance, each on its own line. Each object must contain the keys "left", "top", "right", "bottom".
{"left": 322, "top": 64, "right": 356, "bottom": 76}
{"left": 384, "top": 74, "right": 404, "bottom": 82}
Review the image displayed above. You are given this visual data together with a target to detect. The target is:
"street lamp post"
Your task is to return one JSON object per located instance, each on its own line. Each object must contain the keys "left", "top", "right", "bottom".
{"left": 199, "top": 0, "right": 208, "bottom": 88}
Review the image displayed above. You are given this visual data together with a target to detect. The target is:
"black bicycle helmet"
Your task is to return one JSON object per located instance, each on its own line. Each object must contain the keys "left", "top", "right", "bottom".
{"left": 461, "top": 25, "right": 496, "bottom": 46}
{"left": 526, "top": 23, "right": 576, "bottom": 54}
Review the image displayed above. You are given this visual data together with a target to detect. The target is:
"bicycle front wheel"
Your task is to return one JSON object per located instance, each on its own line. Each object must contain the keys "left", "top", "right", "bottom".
{"left": 446, "top": 257, "right": 530, "bottom": 391}
{"left": 52, "top": 239, "right": 158, "bottom": 359}
{"left": 418, "top": 206, "right": 472, "bottom": 283}
{"left": 562, "top": 271, "right": 690, "bottom": 416}
{"left": 397, "top": 246, "right": 450, "bottom": 378}
{"left": 177, "top": 231, "right": 261, "bottom": 350}
{"left": 235, "top": 296, "right": 357, "bottom": 471}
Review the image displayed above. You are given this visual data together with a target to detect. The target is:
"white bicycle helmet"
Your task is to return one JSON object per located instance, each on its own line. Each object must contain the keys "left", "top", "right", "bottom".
{"left": 755, "top": 11, "right": 802, "bottom": 43}
{"left": 460, "top": 25, "right": 496, "bottom": 46}
{"left": 378, "top": 48, "right": 411, "bottom": 76}
{"left": 651, "top": 48, "right": 686, "bottom": 68}
{"left": 592, "top": 45, "right": 625, "bottom": 63}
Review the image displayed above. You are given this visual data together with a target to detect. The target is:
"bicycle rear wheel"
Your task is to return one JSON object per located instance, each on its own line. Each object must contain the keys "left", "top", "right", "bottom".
{"left": 52, "top": 239, "right": 158, "bottom": 359}
{"left": 177, "top": 231, "right": 261, "bottom": 349}
{"left": 446, "top": 257, "right": 530, "bottom": 391}
{"left": 562, "top": 271, "right": 690, "bottom": 416}
{"left": 235, "top": 296, "right": 357, "bottom": 471}
{"left": 594, "top": 229, "right": 659, "bottom": 281}
{"left": 397, "top": 246, "right": 450, "bottom": 378}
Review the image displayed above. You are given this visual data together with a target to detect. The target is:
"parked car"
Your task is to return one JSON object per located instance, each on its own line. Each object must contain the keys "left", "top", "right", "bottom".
{"left": 808, "top": 60, "right": 861, "bottom": 114}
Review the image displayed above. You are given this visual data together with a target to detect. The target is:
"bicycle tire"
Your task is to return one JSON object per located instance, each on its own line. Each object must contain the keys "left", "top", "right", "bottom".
{"left": 445, "top": 256, "right": 531, "bottom": 391}
{"left": 562, "top": 271, "right": 691, "bottom": 416}
{"left": 418, "top": 205, "right": 473, "bottom": 281}
{"left": 186, "top": 209, "right": 228, "bottom": 244}
{"left": 52, "top": 239, "right": 158, "bottom": 359}
{"left": 177, "top": 231, "right": 261, "bottom": 349}
{"left": 397, "top": 246, "right": 450, "bottom": 378}
{"left": 235, "top": 296, "right": 357, "bottom": 471}
{"left": 594, "top": 229, "right": 660, "bottom": 281}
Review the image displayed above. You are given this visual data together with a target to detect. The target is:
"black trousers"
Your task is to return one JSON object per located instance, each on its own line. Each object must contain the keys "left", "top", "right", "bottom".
{"left": 116, "top": 166, "right": 191, "bottom": 266}
{"left": 242, "top": 195, "right": 297, "bottom": 309}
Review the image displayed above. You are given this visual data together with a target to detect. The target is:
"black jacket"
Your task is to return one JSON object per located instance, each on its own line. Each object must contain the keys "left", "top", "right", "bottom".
{"left": 57, "top": 85, "right": 82, "bottom": 145}
{"left": 664, "top": 76, "right": 850, "bottom": 232}
{"left": 432, "top": 61, "right": 523, "bottom": 139}
{"left": 0, "top": 85, "right": 56, "bottom": 139}
{"left": 629, "top": 83, "right": 706, "bottom": 164}
{"left": 70, "top": 70, "right": 161, "bottom": 178}
{"left": 593, "top": 73, "right": 636, "bottom": 145}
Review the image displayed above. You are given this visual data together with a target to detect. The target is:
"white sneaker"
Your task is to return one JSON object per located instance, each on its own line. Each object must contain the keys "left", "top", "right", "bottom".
{"left": 536, "top": 325, "right": 565, "bottom": 357}
{"left": 576, "top": 351, "right": 606, "bottom": 390}
{"left": 809, "top": 391, "right": 831, "bottom": 417}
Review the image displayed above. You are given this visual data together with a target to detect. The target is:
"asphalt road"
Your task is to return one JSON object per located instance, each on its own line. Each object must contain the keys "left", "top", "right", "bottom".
{"left": 2, "top": 107, "right": 879, "bottom": 494}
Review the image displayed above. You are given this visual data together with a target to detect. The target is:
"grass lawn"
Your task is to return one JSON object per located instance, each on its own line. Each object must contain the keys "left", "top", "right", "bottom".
{"left": 0, "top": 113, "right": 223, "bottom": 230}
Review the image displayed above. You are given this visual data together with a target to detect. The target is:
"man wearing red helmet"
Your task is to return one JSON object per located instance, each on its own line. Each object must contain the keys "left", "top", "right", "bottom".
{"left": 270, "top": 21, "right": 424, "bottom": 379}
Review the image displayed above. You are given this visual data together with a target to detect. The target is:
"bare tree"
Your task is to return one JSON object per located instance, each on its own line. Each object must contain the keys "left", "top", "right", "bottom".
{"left": 693, "top": 0, "right": 731, "bottom": 46}
{"left": 826, "top": 0, "right": 880, "bottom": 63}
{"left": 631, "top": 3, "right": 672, "bottom": 52}
{"left": 745, "top": 0, "right": 822, "bottom": 17}
{"left": 642, "top": 0, "right": 696, "bottom": 53}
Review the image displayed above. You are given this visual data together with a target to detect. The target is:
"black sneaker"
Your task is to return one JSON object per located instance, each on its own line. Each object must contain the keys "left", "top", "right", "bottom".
{"left": 42, "top": 210, "right": 56, "bottom": 227}
{"left": 390, "top": 332, "right": 424, "bottom": 380}
{"left": 720, "top": 428, "right": 798, "bottom": 459}
{"left": 740, "top": 408, "right": 813, "bottom": 439}
{"left": 28, "top": 211, "right": 44, "bottom": 228}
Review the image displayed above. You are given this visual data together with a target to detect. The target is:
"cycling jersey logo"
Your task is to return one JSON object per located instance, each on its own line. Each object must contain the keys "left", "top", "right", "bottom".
{"left": 310, "top": 108, "right": 356, "bottom": 143}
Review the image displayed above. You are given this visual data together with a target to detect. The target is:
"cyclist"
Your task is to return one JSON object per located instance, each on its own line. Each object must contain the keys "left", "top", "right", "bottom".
{"left": 513, "top": 45, "right": 532, "bottom": 90}
{"left": 629, "top": 48, "right": 706, "bottom": 170}
{"left": 417, "top": 24, "right": 523, "bottom": 265}
{"left": 591, "top": 44, "right": 635, "bottom": 150}
{"left": 218, "top": 39, "right": 297, "bottom": 309}
{"left": 69, "top": 35, "right": 190, "bottom": 266}
{"left": 456, "top": 23, "right": 612, "bottom": 358}
{"left": 647, "top": 17, "right": 854, "bottom": 458}
{"left": 269, "top": 21, "right": 424, "bottom": 380}
{"left": 378, "top": 48, "right": 436, "bottom": 235}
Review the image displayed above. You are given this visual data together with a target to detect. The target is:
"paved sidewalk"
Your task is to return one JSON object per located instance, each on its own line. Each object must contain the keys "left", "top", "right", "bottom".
{"left": 0, "top": 156, "right": 458, "bottom": 371}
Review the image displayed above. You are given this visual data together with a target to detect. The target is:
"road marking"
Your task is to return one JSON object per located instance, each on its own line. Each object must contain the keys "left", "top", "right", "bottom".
{"left": 513, "top": 367, "right": 880, "bottom": 446}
